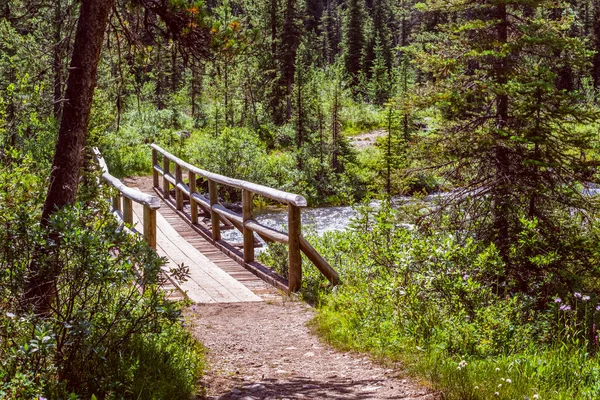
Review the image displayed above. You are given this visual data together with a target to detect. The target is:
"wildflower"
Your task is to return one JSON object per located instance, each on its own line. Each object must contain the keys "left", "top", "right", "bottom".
{"left": 494, "top": 392, "right": 500, "bottom": 396}
{"left": 5, "top": 312, "right": 15, "bottom": 319}
{"left": 554, "top": 298, "right": 562, "bottom": 303}
{"left": 498, "top": 384, "right": 502, "bottom": 388}
{"left": 38, "top": 397, "right": 47, "bottom": 400}
{"left": 506, "top": 378, "right": 512, "bottom": 384}
{"left": 458, "top": 360, "right": 468, "bottom": 369}
{"left": 583, "top": 295, "right": 591, "bottom": 302}
{"left": 596, "top": 304, "right": 600, "bottom": 311}
{"left": 495, "top": 367, "right": 500, "bottom": 372}
{"left": 474, "top": 386, "right": 479, "bottom": 390}
{"left": 560, "top": 304, "right": 571, "bottom": 311}
{"left": 574, "top": 292, "right": 582, "bottom": 299}
{"left": 533, "top": 395, "right": 539, "bottom": 399}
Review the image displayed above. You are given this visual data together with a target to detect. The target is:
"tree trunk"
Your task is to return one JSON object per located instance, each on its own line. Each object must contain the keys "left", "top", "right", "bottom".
{"left": 593, "top": 0, "right": 600, "bottom": 95}
{"left": 53, "top": 0, "right": 64, "bottom": 120}
{"left": 492, "top": 3, "right": 511, "bottom": 270}
{"left": 25, "top": 0, "right": 114, "bottom": 314}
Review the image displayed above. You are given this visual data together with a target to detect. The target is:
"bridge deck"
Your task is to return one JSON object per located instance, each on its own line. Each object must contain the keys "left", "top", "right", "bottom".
{"left": 129, "top": 187, "right": 277, "bottom": 303}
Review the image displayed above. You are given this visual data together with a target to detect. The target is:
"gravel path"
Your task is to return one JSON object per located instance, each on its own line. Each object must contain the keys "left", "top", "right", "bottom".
{"left": 189, "top": 300, "right": 438, "bottom": 400}
{"left": 349, "top": 129, "right": 387, "bottom": 149}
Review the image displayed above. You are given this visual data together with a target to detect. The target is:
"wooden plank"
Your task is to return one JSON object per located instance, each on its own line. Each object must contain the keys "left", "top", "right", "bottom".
{"left": 154, "top": 217, "right": 261, "bottom": 303}
{"left": 130, "top": 194, "right": 262, "bottom": 303}
{"left": 152, "top": 187, "right": 289, "bottom": 293}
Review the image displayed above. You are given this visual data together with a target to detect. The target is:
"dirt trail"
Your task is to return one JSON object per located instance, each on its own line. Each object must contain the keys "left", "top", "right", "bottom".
{"left": 349, "top": 129, "right": 387, "bottom": 149}
{"left": 189, "top": 300, "right": 437, "bottom": 400}
{"left": 124, "top": 175, "right": 436, "bottom": 399}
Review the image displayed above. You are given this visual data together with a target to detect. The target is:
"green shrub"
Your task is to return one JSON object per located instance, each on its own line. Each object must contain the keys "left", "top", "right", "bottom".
{"left": 0, "top": 157, "right": 204, "bottom": 399}
{"left": 307, "top": 203, "right": 600, "bottom": 399}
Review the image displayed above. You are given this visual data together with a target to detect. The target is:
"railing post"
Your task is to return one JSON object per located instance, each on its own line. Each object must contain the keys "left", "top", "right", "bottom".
{"left": 163, "top": 155, "right": 170, "bottom": 201}
{"left": 288, "top": 204, "right": 302, "bottom": 292}
{"left": 208, "top": 179, "right": 221, "bottom": 241}
{"left": 152, "top": 148, "right": 159, "bottom": 188}
{"left": 189, "top": 171, "right": 198, "bottom": 224}
{"left": 112, "top": 192, "right": 121, "bottom": 212}
{"left": 143, "top": 205, "right": 157, "bottom": 249}
{"left": 123, "top": 197, "right": 133, "bottom": 224}
{"left": 175, "top": 164, "right": 183, "bottom": 211}
{"left": 242, "top": 189, "right": 254, "bottom": 263}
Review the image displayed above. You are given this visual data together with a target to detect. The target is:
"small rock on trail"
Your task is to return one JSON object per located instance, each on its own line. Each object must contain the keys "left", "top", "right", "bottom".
{"left": 189, "top": 300, "right": 438, "bottom": 400}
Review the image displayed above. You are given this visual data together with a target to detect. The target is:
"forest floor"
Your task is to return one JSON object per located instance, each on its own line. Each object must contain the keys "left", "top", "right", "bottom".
{"left": 188, "top": 299, "right": 438, "bottom": 400}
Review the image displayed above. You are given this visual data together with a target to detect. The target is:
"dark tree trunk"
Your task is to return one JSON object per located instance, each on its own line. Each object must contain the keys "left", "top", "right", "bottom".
{"left": 296, "top": 68, "right": 303, "bottom": 170}
{"left": 593, "top": 0, "right": 600, "bottom": 94}
{"left": 53, "top": 0, "right": 64, "bottom": 120}
{"left": 492, "top": 3, "right": 511, "bottom": 266}
{"left": 25, "top": 0, "right": 114, "bottom": 314}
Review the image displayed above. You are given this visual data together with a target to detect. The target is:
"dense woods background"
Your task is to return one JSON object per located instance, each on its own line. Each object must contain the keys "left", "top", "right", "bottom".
{"left": 4, "top": 0, "right": 600, "bottom": 398}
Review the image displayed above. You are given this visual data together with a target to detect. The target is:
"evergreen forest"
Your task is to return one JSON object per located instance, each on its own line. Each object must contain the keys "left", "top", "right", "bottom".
{"left": 4, "top": 0, "right": 600, "bottom": 398}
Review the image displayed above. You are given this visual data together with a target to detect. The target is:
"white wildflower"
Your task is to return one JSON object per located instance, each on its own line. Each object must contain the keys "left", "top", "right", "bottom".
{"left": 506, "top": 378, "right": 512, "bottom": 384}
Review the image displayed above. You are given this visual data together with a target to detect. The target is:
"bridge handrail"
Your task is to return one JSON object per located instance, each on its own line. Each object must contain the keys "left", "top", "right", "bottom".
{"left": 151, "top": 144, "right": 307, "bottom": 207}
{"left": 93, "top": 147, "right": 159, "bottom": 249}
{"left": 150, "top": 144, "right": 339, "bottom": 292}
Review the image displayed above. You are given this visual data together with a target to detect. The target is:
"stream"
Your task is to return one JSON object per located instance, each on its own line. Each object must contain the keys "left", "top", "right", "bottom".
{"left": 218, "top": 184, "right": 600, "bottom": 248}
{"left": 218, "top": 195, "right": 423, "bottom": 247}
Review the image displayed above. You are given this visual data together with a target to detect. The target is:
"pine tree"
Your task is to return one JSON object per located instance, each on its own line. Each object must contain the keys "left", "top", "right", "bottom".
{"left": 369, "top": 37, "right": 391, "bottom": 105}
{"left": 414, "top": 0, "right": 599, "bottom": 291}
{"left": 344, "top": 0, "right": 365, "bottom": 88}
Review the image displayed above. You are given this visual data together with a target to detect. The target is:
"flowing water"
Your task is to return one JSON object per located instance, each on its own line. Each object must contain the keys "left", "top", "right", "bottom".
{"left": 219, "top": 185, "right": 600, "bottom": 247}
{"left": 219, "top": 197, "right": 418, "bottom": 246}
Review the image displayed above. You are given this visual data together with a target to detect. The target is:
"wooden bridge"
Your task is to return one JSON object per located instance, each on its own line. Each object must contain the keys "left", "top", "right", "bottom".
{"left": 93, "top": 145, "right": 339, "bottom": 303}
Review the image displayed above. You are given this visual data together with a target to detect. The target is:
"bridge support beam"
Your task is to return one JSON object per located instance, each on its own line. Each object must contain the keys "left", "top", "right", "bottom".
{"left": 175, "top": 164, "right": 183, "bottom": 211}
{"left": 143, "top": 205, "right": 157, "bottom": 249}
{"left": 189, "top": 171, "right": 198, "bottom": 224}
{"left": 242, "top": 189, "right": 254, "bottom": 263}
{"left": 288, "top": 204, "right": 302, "bottom": 292}
{"left": 163, "top": 155, "right": 170, "bottom": 201}
{"left": 152, "top": 149, "right": 159, "bottom": 188}
{"left": 208, "top": 179, "right": 221, "bottom": 241}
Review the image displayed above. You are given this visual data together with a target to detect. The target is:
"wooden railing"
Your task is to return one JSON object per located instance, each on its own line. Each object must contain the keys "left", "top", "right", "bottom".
{"left": 151, "top": 144, "right": 340, "bottom": 292}
{"left": 93, "top": 148, "right": 161, "bottom": 249}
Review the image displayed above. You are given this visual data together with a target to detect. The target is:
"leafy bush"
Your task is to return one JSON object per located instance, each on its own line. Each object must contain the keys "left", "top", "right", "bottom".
{"left": 306, "top": 203, "right": 600, "bottom": 399}
{"left": 0, "top": 157, "right": 204, "bottom": 399}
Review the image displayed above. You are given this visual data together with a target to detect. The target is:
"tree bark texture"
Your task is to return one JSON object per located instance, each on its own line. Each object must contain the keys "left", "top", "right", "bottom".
{"left": 26, "top": 0, "right": 114, "bottom": 314}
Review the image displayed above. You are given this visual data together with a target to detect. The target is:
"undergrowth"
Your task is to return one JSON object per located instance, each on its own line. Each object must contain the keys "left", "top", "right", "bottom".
{"left": 0, "top": 155, "right": 204, "bottom": 399}
{"left": 262, "top": 202, "right": 600, "bottom": 399}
